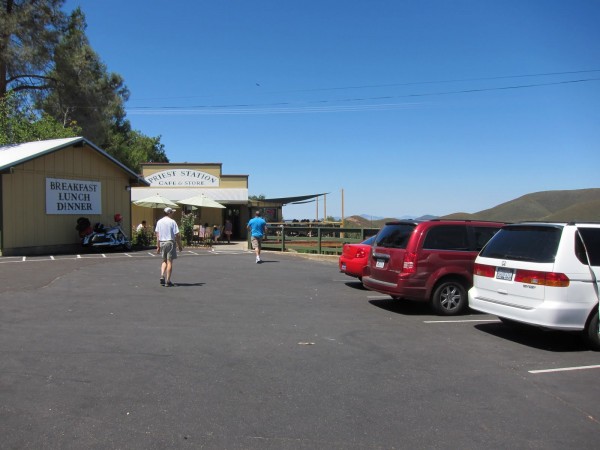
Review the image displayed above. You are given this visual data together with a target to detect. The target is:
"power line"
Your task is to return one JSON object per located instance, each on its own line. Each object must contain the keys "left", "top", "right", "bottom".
{"left": 283, "top": 69, "right": 600, "bottom": 93}
{"left": 129, "top": 69, "right": 600, "bottom": 102}
{"left": 126, "top": 77, "right": 600, "bottom": 116}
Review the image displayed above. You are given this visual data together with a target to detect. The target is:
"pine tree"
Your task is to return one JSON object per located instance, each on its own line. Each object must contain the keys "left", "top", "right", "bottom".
{"left": 0, "top": 0, "right": 66, "bottom": 96}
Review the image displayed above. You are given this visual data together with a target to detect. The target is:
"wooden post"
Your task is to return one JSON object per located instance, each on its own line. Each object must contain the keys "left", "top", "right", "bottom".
{"left": 341, "top": 189, "right": 345, "bottom": 226}
{"left": 341, "top": 188, "right": 345, "bottom": 238}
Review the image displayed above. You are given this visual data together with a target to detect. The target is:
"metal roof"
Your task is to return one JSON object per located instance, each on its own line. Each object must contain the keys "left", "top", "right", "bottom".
{"left": 0, "top": 137, "right": 149, "bottom": 185}
{"left": 260, "top": 193, "right": 329, "bottom": 205}
{"left": 131, "top": 187, "right": 248, "bottom": 203}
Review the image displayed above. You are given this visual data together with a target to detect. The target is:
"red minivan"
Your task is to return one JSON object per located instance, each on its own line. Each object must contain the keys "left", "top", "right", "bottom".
{"left": 362, "top": 220, "right": 504, "bottom": 315}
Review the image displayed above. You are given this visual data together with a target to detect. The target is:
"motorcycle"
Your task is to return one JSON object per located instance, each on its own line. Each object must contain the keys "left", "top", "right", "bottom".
{"left": 76, "top": 216, "right": 132, "bottom": 251}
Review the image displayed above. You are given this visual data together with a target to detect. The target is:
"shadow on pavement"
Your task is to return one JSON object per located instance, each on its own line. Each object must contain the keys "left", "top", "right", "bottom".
{"left": 344, "top": 281, "right": 368, "bottom": 290}
{"left": 368, "top": 298, "right": 432, "bottom": 316}
{"left": 474, "top": 322, "right": 590, "bottom": 353}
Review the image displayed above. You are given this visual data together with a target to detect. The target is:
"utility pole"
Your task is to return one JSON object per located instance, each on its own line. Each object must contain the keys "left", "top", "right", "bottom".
{"left": 341, "top": 189, "right": 345, "bottom": 225}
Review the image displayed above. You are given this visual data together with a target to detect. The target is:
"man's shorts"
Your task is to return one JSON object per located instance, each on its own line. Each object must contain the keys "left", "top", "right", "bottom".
{"left": 160, "top": 241, "right": 177, "bottom": 260}
{"left": 251, "top": 236, "right": 262, "bottom": 250}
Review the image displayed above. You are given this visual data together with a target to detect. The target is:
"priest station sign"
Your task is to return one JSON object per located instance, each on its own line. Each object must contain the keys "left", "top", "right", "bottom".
{"left": 145, "top": 169, "right": 219, "bottom": 187}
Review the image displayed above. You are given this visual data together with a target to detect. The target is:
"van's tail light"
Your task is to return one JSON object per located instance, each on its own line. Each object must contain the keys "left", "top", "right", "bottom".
{"left": 401, "top": 252, "right": 417, "bottom": 275}
{"left": 474, "top": 263, "right": 495, "bottom": 278}
{"left": 514, "top": 269, "right": 570, "bottom": 287}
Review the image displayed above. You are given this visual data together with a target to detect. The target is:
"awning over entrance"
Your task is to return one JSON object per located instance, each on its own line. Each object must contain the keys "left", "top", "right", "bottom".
{"left": 131, "top": 187, "right": 248, "bottom": 204}
{"left": 261, "top": 193, "right": 328, "bottom": 205}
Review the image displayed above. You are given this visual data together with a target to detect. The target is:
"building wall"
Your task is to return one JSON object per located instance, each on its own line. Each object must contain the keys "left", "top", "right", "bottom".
{"left": 220, "top": 175, "right": 249, "bottom": 189}
{"left": 1, "top": 145, "right": 132, "bottom": 256}
{"left": 134, "top": 163, "right": 250, "bottom": 238}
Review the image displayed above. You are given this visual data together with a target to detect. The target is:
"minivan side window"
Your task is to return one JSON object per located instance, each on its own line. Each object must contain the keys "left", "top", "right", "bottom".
{"left": 423, "top": 225, "right": 469, "bottom": 251}
{"left": 473, "top": 226, "right": 500, "bottom": 251}
{"left": 375, "top": 224, "right": 415, "bottom": 249}
{"left": 576, "top": 228, "right": 600, "bottom": 266}
{"left": 479, "top": 225, "right": 562, "bottom": 263}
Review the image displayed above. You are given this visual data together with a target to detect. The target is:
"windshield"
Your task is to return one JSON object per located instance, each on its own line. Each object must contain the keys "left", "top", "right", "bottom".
{"left": 480, "top": 225, "right": 562, "bottom": 263}
{"left": 374, "top": 224, "right": 415, "bottom": 249}
{"left": 362, "top": 235, "right": 376, "bottom": 245}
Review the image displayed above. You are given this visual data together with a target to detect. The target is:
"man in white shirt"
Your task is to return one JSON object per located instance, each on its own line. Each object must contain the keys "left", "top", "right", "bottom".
{"left": 155, "top": 208, "right": 183, "bottom": 287}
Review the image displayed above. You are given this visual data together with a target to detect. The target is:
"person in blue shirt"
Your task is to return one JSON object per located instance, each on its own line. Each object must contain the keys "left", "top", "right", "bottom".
{"left": 247, "top": 210, "right": 267, "bottom": 263}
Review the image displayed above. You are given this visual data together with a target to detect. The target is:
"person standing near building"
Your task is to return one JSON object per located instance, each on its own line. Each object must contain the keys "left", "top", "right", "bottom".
{"left": 224, "top": 219, "right": 233, "bottom": 244}
{"left": 155, "top": 207, "right": 183, "bottom": 287}
{"left": 247, "top": 210, "right": 267, "bottom": 263}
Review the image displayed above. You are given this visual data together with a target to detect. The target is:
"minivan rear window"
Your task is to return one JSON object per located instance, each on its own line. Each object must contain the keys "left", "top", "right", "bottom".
{"left": 577, "top": 228, "right": 600, "bottom": 266}
{"left": 473, "top": 226, "right": 501, "bottom": 251}
{"left": 375, "top": 223, "right": 416, "bottom": 249}
{"left": 479, "top": 225, "right": 562, "bottom": 263}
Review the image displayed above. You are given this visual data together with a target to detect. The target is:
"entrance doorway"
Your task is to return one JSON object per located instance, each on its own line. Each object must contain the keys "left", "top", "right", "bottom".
{"left": 224, "top": 206, "right": 242, "bottom": 239}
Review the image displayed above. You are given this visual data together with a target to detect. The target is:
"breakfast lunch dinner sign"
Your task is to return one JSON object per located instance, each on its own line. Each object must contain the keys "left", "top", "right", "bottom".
{"left": 46, "top": 178, "right": 102, "bottom": 215}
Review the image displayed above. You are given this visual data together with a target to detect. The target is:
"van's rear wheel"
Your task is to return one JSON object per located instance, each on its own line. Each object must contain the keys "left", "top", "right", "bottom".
{"left": 583, "top": 309, "right": 600, "bottom": 351}
{"left": 431, "top": 280, "right": 467, "bottom": 315}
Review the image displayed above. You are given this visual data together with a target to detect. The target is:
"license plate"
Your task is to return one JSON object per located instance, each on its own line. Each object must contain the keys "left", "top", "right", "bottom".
{"left": 376, "top": 259, "right": 385, "bottom": 268}
{"left": 341, "top": 263, "right": 346, "bottom": 271}
{"left": 496, "top": 267, "right": 514, "bottom": 281}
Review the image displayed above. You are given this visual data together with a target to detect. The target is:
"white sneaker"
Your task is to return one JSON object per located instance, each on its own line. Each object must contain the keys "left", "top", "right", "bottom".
{"left": 256, "top": 257, "right": 261, "bottom": 263}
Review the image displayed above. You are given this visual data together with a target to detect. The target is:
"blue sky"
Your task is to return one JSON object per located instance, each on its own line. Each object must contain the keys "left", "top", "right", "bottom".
{"left": 63, "top": 0, "right": 600, "bottom": 219}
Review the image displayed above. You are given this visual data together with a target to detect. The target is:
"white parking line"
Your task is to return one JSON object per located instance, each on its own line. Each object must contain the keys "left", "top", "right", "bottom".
{"left": 1, "top": 248, "right": 248, "bottom": 264}
{"left": 367, "top": 295, "right": 392, "bottom": 300}
{"left": 529, "top": 364, "right": 600, "bottom": 374}
{"left": 424, "top": 319, "right": 501, "bottom": 324}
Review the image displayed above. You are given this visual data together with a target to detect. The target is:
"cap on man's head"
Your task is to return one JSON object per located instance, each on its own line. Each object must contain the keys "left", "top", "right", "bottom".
{"left": 164, "top": 207, "right": 176, "bottom": 214}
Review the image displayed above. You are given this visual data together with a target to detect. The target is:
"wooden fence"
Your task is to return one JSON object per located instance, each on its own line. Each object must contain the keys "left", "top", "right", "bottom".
{"left": 250, "top": 225, "right": 380, "bottom": 255}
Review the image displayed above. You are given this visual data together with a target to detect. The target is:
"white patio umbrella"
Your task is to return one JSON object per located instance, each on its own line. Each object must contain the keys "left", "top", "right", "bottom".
{"left": 177, "top": 194, "right": 225, "bottom": 209}
{"left": 133, "top": 193, "right": 179, "bottom": 209}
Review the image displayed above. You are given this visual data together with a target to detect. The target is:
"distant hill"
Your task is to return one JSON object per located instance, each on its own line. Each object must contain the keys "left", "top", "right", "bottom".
{"left": 344, "top": 214, "right": 438, "bottom": 229}
{"left": 345, "top": 188, "right": 600, "bottom": 227}
{"left": 441, "top": 188, "right": 600, "bottom": 222}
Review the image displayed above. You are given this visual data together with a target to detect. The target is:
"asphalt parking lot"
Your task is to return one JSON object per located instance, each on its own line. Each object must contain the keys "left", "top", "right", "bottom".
{"left": 1, "top": 248, "right": 599, "bottom": 449}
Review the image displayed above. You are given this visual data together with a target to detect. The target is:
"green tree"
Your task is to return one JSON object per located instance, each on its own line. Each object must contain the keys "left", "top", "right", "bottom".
{"left": 1, "top": 2, "right": 170, "bottom": 171}
{"left": 38, "top": 8, "right": 129, "bottom": 146}
{"left": 0, "top": 0, "right": 66, "bottom": 96}
{"left": 0, "top": 91, "right": 79, "bottom": 145}
{"left": 105, "top": 126, "right": 169, "bottom": 173}
{"left": 38, "top": 8, "right": 168, "bottom": 172}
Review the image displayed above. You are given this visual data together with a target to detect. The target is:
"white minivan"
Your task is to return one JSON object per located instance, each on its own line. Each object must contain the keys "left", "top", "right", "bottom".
{"left": 468, "top": 223, "right": 600, "bottom": 350}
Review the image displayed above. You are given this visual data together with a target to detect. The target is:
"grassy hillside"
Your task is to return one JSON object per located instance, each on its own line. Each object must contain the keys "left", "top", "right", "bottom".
{"left": 344, "top": 215, "right": 434, "bottom": 229}
{"left": 441, "top": 188, "right": 600, "bottom": 222}
{"left": 345, "top": 188, "right": 600, "bottom": 226}
{"left": 344, "top": 215, "right": 396, "bottom": 228}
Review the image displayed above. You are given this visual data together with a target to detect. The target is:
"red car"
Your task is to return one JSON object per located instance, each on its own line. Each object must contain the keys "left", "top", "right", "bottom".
{"left": 339, "top": 235, "right": 376, "bottom": 281}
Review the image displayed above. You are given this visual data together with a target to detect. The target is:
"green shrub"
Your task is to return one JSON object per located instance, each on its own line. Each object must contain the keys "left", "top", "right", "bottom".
{"left": 181, "top": 213, "right": 195, "bottom": 246}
